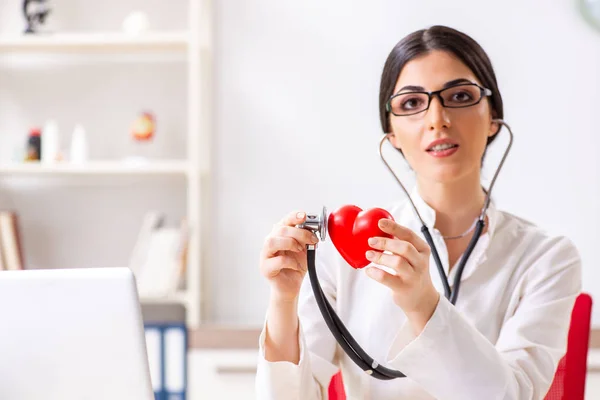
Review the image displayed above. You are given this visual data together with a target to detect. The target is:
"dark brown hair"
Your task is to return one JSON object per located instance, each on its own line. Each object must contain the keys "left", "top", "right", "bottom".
{"left": 379, "top": 25, "right": 503, "bottom": 144}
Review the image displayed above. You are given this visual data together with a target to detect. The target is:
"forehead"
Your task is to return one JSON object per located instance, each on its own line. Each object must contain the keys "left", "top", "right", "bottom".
{"left": 393, "top": 50, "right": 480, "bottom": 93}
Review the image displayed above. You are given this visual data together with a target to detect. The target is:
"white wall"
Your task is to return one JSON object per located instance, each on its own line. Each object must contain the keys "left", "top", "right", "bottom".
{"left": 212, "top": 0, "right": 600, "bottom": 326}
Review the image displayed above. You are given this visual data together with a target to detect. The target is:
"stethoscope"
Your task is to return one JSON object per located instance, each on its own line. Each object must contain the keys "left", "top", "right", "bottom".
{"left": 297, "top": 119, "right": 514, "bottom": 380}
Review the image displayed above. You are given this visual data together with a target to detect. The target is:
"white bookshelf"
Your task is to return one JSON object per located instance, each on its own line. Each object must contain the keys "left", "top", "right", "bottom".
{"left": 0, "top": 31, "right": 189, "bottom": 53}
{"left": 140, "top": 290, "right": 190, "bottom": 306}
{"left": 0, "top": 160, "right": 190, "bottom": 175}
{"left": 0, "top": 0, "right": 213, "bottom": 329}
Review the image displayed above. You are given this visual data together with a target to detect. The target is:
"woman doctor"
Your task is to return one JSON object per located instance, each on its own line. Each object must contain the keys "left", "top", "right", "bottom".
{"left": 255, "top": 25, "right": 582, "bottom": 400}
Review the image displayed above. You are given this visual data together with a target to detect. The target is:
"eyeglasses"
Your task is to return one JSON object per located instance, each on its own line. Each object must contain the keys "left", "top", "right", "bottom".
{"left": 386, "top": 83, "right": 492, "bottom": 117}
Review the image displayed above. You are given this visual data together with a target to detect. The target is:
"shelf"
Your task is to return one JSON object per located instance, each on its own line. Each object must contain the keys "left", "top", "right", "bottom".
{"left": 0, "top": 160, "right": 190, "bottom": 176}
{"left": 0, "top": 31, "right": 189, "bottom": 53}
{"left": 140, "top": 291, "right": 189, "bottom": 306}
{"left": 0, "top": 0, "right": 212, "bottom": 329}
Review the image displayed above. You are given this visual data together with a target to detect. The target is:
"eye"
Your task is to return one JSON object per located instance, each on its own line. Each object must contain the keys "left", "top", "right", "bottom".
{"left": 443, "top": 85, "right": 481, "bottom": 106}
{"left": 401, "top": 96, "right": 425, "bottom": 110}
{"left": 451, "top": 91, "right": 473, "bottom": 103}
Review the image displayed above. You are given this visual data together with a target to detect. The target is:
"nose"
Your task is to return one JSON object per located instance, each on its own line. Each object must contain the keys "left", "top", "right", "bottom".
{"left": 425, "top": 94, "right": 451, "bottom": 131}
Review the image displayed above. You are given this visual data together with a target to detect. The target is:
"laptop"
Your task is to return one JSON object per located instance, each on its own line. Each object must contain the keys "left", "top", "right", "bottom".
{"left": 0, "top": 267, "right": 154, "bottom": 400}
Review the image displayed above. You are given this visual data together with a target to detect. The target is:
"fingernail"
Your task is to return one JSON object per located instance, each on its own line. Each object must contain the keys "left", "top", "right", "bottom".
{"left": 378, "top": 219, "right": 389, "bottom": 228}
{"left": 368, "top": 237, "right": 378, "bottom": 246}
{"left": 297, "top": 212, "right": 306, "bottom": 219}
{"left": 311, "top": 234, "right": 319, "bottom": 243}
{"left": 298, "top": 244, "right": 305, "bottom": 251}
{"left": 365, "top": 250, "right": 375, "bottom": 259}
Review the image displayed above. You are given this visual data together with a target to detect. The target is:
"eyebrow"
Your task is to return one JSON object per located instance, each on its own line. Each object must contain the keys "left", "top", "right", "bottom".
{"left": 397, "top": 78, "right": 473, "bottom": 93}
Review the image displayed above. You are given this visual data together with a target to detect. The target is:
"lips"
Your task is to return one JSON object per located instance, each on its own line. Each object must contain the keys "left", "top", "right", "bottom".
{"left": 425, "top": 138, "right": 459, "bottom": 158}
{"left": 426, "top": 138, "right": 459, "bottom": 152}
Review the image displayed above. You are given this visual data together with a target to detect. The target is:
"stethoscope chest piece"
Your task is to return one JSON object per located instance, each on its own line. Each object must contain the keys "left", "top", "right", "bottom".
{"left": 297, "top": 206, "right": 328, "bottom": 245}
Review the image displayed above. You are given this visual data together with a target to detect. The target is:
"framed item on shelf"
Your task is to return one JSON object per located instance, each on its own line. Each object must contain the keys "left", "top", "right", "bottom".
{"left": 23, "top": 0, "right": 52, "bottom": 34}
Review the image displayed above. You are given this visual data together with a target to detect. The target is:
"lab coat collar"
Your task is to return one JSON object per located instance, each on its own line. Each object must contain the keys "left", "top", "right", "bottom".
{"left": 402, "top": 185, "right": 498, "bottom": 238}
{"left": 395, "top": 185, "right": 499, "bottom": 284}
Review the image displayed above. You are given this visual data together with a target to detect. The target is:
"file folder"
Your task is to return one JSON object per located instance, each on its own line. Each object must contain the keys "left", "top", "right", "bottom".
{"left": 145, "top": 323, "right": 187, "bottom": 400}
{"left": 163, "top": 323, "right": 187, "bottom": 400}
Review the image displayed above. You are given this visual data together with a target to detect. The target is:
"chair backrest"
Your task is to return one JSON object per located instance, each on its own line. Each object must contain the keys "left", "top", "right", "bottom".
{"left": 544, "top": 292, "right": 593, "bottom": 400}
{"left": 328, "top": 370, "right": 345, "bottom": 400}
{"left": 328, "top": 293, "right": 593, "bottom": 400}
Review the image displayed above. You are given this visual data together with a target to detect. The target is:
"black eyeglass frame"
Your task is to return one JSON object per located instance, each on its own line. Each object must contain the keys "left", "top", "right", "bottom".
{"left": 385, "top": 83, "right": 493, "bottom": 117}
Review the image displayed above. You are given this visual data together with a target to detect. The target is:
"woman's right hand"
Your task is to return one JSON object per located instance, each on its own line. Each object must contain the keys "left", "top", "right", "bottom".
{"left": 259, "top": 211, "right": 320, "bottom": 303}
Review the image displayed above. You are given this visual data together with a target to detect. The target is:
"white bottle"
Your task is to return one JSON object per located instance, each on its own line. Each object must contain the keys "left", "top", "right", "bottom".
{"left": 70, "top": 124, "right": 88, "bottom": 164}
{"left": 41, "top": 120, "right": 60, "bottom": 164}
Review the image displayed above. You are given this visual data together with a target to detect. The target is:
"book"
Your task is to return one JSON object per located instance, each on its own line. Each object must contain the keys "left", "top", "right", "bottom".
{"left": 129, "top": 212, "right": 189, "bottom": 298}
{"left": 0, "top": 211, "right": 24, "bottom": 270}
{"left": 0, "top": 232, "right": 5, "bottom": 270}
{"left": 129, "top": 211, "right": 165, "bottom": 279}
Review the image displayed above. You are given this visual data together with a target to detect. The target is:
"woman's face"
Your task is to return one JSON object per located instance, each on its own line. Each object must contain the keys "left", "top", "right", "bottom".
{"left": 388, "top": 50, "right": 498, "bottom": 185}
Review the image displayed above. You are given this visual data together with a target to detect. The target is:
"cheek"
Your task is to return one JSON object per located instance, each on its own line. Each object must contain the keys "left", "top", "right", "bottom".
{"left": 390, "top": 118, "right": 423, "bottom": 146}
{"left": 390, "top": 126, "right": 423, "bottom": 162}
{"left": 456, "top": 108, "right": 492, "bottom": 156}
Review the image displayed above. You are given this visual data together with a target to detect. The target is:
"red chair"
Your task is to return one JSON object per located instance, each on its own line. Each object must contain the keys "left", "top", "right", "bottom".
{"left": 545, "top": 292, "right": 593, "bottom": 400}
{"left": 328, "top": 293, "right": 592, "bottom": 400}
{"left": 328, "top": 371, "right": 345, "bottom": 400}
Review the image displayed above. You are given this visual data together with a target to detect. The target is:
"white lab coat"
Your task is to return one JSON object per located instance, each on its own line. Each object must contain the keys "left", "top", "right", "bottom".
{"left": 255, "top": 189, "right": 582, "bottom": 400}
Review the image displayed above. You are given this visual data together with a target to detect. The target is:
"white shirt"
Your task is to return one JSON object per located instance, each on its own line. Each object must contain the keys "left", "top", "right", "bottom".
{"left": 255, "top": 189, "right": 582, "bottom": 400}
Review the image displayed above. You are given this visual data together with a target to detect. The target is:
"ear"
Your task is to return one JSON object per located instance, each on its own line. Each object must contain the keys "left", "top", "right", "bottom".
{"left": 489, "top": 122, "right": 499, "bottom": 137}
{"left": 489, "top": 117, "right": 500, "bottom": 138}
{"left": 386, "top": 132, "right": 400, "bottom": 149}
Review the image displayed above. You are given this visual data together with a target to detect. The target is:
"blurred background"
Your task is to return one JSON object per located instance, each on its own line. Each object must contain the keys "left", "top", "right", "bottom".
{"left": 1, "top": 0, "right": 599, "bottom": 398}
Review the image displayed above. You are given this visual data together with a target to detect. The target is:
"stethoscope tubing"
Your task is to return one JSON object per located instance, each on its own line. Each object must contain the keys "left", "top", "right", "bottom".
{"left": 305, "top": 119, "right": 514, "bottom": 380}
{"left": 378, "top": 119, "right": 514, "bottom": 302}
{"left": 307, "top": 249, "right": 405, "bottom": 379}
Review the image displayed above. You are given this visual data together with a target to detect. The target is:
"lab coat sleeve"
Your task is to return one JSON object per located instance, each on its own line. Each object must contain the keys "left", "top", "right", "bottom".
{"left": 255, "top": 243, "right": 341, "bottom": 400}
{"left": 385, "top": 235, "right": 582, "bottom": 400}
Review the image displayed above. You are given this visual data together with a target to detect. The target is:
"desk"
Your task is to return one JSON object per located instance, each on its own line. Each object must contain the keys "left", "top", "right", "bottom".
{"left": 187, "top": 326, "right": 260, "bottom": 399}
{"left": 185, "top": 327, "right": 600, "bottom": 400}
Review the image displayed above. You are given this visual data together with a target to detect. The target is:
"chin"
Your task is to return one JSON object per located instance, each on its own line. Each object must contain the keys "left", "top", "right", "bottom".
{"left": 422, "top": 164, "right": 471, "bottom": 184}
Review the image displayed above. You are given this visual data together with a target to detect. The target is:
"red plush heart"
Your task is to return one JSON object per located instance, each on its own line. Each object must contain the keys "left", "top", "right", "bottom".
{"left": 327, "top": 205, "right": 395, "bottom": 269}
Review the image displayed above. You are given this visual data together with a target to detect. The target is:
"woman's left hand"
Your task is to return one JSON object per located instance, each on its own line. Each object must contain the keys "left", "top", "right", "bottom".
{"left": 365, "top": 218, "right": 440, "bottom": 335}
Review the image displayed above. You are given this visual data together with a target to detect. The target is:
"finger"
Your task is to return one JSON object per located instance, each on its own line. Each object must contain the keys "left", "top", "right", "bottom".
{"left": 365, "top": 266, "right": 402, "bottom": 291}
{"left": 274, "top": 225, "right": 319, "bottom": 246}
{"left": 263, "top": 236, "right": 304, "bottom": 258}
{"left": 366, "top": 250, "right": 413, "bottom": 280}
{"left": 377, "top": 219, "right": 429, "bottom": 253}
{"left": 367, "top": 237, "right": 419, "bottom": 266}
{"left": 279, "top": 210, "right": 307, "bottom": 227}
{"left": 262, "top": 255, "right": 305, "bottom": 278}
